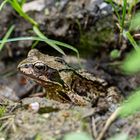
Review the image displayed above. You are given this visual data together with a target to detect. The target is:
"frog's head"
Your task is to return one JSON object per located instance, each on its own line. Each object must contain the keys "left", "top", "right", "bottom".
{"left": 17, "top": 49, "right": 67, "bottom": 86}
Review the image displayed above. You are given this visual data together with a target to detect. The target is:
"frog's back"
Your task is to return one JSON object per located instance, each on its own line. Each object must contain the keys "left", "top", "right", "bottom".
{"left": 68, "top": 70, "right": 123, "bottom": 109}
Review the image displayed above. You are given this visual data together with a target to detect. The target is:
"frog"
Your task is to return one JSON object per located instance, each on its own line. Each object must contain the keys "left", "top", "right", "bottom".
{"left": 17, "top": 49, "right": 122, "bottom": 110}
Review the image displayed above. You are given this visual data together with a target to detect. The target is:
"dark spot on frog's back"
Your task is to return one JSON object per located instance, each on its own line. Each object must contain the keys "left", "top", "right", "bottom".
{"left": 58, "top": 91, "right": 71, "bottom": 102}
{"left": 71, "top": 78, "right": 89, "bottom": 96}
{"left": 71, "top": 74, "right": 107, "bottom": 98}
{"left": 77, "top": 91, "right": 88, "bottom": 97}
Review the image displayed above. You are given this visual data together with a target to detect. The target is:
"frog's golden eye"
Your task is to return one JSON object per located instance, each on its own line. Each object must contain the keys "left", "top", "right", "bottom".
{"left": 33, "top": 62, "right": 47, "bottom": 73}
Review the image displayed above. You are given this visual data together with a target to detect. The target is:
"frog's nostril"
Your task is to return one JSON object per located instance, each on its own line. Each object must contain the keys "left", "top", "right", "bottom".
{"left": 24, "top": 64, "right": 32, "bottom": 68}
{"left": 24, "top": 63, "right": 33, "bottom": 68}
{"left": 17, "top": 63, "right": 32, "bottom": 69}
{"left": 24, "top": 64, "right": 29, "bottom": 68}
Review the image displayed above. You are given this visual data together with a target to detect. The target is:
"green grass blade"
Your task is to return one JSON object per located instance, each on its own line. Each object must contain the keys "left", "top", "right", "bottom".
{"left": 0, "top": 36, "right": 80, "bottom": 57}
{"left": 33, "top": 26, "right": 47, "bottom": 39}
{"left": 0, "top": 36, "right": 66, "bottom": 56}
{"left": 49, "top": 39, "right": 78, "bottom": 54}
{"left": 0, "top": 25, "right": 15, "bottom": 51}
{"left": 121, "top": 0, "right": 127, "bottom": 31}
{"left": 0, "top": 36, "right": 81, "bottom": 66}
{"left": 18, "top": 0, "right": 26, "bottom": 7}
{"left": 33, "top": 26, "right": 66, "bottom": 55}
{"left": 107, "top": 0, "right": 121, "bottom": 25}
{"left": 119, "top": 89, "right": 140, "bottom": 117}
{"left": 8, "top": 0, "right": 38, "bottom": 26}
{"left": 0, "top": 37, "right": 60, "bottom": 43}
{"left": 31, "top": 40, "right": 39, "bottom": 48}
{"left": 121, "top": 49, "right": 140, "bottom": 74}
{"left": 0, "top": 37, "right": 40, "bottom": 43}
{"left": 50, "top": 39, "right": 81, "bottom": 67}
{"left": 0, "top": 0, "right": 8, "bottom": 11}
{"left": 123, "top": 31, "right": 139, "bottom": 51}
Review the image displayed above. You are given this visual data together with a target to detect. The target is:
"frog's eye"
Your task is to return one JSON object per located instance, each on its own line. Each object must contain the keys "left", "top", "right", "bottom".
{"left": 33, "top": 62, "right": 47, "bottom": 73}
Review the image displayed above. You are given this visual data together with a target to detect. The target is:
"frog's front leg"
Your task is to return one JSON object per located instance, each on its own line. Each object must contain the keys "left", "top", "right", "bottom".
{"left": 67, "top": 91, "right": 91, "bottom": 106}
{"left": 46, "top": 90, "right": 67, "bottom": 103}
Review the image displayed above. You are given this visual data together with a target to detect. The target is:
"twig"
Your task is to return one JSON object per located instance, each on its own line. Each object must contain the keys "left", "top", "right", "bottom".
{"left": 0, "top": 115, "right": 15, "bottom": 121}
{"left": 91, "top": 116, "right": 98, "bottom": 138}
{"left": 96, "top": 107, "right": 121, "bottom": 140}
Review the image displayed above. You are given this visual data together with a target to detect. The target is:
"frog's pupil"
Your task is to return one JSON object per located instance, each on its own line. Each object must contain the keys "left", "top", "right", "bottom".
{"left": 34, "top": 62, "right": 46, "bottom": 72}
{"left": 36, "top": 65, "right": 44, "bottom": 70}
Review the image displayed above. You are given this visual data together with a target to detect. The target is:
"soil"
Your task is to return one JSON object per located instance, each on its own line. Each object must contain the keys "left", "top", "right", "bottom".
{"left": 0, "top": 0, "right": 140, "bottom": 140}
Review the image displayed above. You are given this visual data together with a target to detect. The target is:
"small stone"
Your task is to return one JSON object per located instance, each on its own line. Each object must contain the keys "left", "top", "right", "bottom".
{"left": 28, "top": 102, "right": 40, "bottom": 112}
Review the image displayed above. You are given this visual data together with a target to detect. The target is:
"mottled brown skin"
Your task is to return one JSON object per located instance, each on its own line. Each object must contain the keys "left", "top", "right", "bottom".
{"left": 18, "top": 49, "right": 122, "bottom": 108}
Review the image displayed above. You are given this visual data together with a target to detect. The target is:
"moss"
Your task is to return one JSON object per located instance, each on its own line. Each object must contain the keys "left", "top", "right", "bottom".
{"left": 78, "top": 17, "right": 115, "bottom": 56}
{"left": 0, "top": 106, "right": 6, "bottom": 118}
